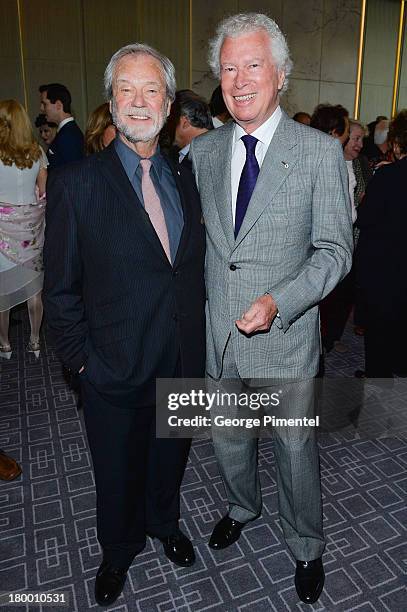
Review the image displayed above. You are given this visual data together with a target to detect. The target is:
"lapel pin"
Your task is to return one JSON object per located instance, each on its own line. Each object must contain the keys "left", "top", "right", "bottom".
{"left": 281, "top": 161, "right": 289, "bottom": 168}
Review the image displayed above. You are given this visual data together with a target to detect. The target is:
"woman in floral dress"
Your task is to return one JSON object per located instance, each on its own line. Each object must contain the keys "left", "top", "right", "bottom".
{"left": 0, "top": 99, "right": 47, "bottom": 359}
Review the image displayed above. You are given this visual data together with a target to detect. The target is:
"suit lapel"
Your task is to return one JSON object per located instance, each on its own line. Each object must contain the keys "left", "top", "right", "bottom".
{"left": 163, "top": 153, "right": 190, "bottom": 268}
{"left": 208, "top": 123, "right": 235, "bottom": 249}
{"left": 234, "top": 112, "right": 299, "bottom": 249}
{"left": 97, "top": 144, "right": 171, "bottom": 265}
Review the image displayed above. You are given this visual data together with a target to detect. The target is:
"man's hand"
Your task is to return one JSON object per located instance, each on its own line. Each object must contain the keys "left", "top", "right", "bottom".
{"left": 236, "top": 294, "right": 278, "bottom": 334}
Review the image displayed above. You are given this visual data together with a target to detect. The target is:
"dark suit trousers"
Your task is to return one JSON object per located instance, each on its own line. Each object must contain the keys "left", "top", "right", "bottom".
{"left": 81, "top": 378, "right": 191, "bottom": 570}
{"left": 361, "top": 294, "right": 407, "bottom": 378}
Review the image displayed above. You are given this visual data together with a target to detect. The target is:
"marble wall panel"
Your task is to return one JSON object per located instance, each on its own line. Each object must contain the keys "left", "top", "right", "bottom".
{"left": 191, "top": 70, "right": 218, "bottom": 102}
{"left": 0, "top": 0, "right": 23, "bottom": 102}
{"left": 85, "top": 62, "right": 108, "bottom": 117}
{"left": 282, "top": 78, "right": 320, "bottom": 116}
{"left": 6, "top": 0, "right": 403, "bottom": 137}
{"left": 319, "top": 80, "right": 356, "bottom": 115}
{"left": 21, "top": 0, "right": 82, "bottom": 62}
{"left": 238, "top": 0, "right": 283, "bottom": 22}
{"left": 320, "top": 0, "right": 360, "bottom": 84}
{"left": 397, "top": 87, "right": 407, "bottom": 112}
{"left": 83, "top": 0, "right": 140, "bottom": 121}
{"left": 189, "top": 0, "right": 362, "bottom": 119}
{"left": 21, "top": 0, "right": 85, "bottom": 127}
{"left": 191, "top": 0, "right": 238, "bottom": 73}
{"left": 83, "top": 0, "right": 140, "bottom": 65}
{"left": 282, "top": 0, "right": 323, "bottom": 81}
{"left": 361, "top": 0, "right": 399, "bottom": 86}
{"left": 142, "top": 0, "right": 190, "bottom": 89}
{"left": 398, "top": 24, "right": 407, "bottom": 111}
{"left": 359, "top": 83, "right": 393, "bottom": 124}
{"left": 0, "top": 0, "right": 21, "bottom": 57}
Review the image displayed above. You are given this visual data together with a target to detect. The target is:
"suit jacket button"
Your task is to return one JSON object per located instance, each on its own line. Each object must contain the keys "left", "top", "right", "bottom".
{"left": 229, "top": 264, "right": 237, "bottom": 271}
{"left": 172, "top": 314, "right": 178, "bottom": 321}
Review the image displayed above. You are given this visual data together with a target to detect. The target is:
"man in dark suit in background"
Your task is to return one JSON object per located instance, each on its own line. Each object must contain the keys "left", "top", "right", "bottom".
{"left": 39, "top": 83, "right": 84, "bottom": 169}
{"left": 172, "top": 90, "right": 213, "bottom": 167}
{"left": 43, "top": 44, "right": 205, "bottom": 606}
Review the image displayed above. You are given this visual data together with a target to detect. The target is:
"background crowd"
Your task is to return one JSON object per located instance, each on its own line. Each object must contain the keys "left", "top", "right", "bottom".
{"left": 1, "top": 82, "right": 406, "bottom": 480}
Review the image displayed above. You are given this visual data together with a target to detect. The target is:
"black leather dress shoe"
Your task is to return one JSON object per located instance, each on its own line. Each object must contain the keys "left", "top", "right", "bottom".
{"left": 209, "top": 515, "right": 245, "bottom": 550}
{"left": 159, "top": 530, "right": 195, "bottom": 567}
{"left": 95, "top": 561, "right": 127, "bottom": 606}
{"left": 295, "top": 558, "right": 325, "bottom": 604}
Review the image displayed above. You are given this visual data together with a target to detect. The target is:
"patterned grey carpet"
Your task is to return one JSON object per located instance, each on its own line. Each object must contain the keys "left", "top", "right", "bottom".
{"left": 0, "top": 310, "right": 406, "bottom": 611}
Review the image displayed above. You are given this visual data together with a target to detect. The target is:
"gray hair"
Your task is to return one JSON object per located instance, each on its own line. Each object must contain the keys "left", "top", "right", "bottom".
{"left": 104, "top": 43, "right": 176, "bottom": 102}
{"left": 349, "top": 119, "right": 367, "bottom": 135}
{"left": 208, "top": 13, "right": 293, "bottom": 93}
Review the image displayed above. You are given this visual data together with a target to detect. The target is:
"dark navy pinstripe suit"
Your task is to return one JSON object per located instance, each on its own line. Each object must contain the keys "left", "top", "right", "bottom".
{"left": 46, "top": 120, "right": 84, "bottom": 170}
{"left": 43, "top": 142, "right": 205, "bottom": 568}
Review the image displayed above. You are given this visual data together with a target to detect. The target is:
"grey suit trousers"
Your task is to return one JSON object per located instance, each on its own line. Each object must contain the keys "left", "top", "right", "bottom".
{"left": 210, "top": 338, "right": 325, "bottom": 561}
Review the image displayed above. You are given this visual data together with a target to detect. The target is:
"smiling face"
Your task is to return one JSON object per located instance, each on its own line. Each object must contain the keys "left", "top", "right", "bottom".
{"left": 219, "top": 29, "right": 285, "bottom": 134}
{"left": 344, "top": 124, "right": 364, "bottom": 160}
{"left": 110, "top": 53, "right": 171, "bottom": 150}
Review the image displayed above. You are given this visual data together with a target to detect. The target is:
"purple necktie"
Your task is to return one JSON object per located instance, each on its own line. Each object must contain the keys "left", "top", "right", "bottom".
{"left": 234, "top": 135, "right": 259, "bottom": 237}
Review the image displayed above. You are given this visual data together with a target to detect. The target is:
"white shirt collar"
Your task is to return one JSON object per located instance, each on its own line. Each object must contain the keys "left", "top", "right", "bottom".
{"left": 212, "top": 116, "right": 224, "bottom": 128}
{"left": 58, "top": 116, "right": 75, "bottom": 132}
{"left": 233, "top": 105, "right": 282, "bottom": 148}
{"left": 178, "top": 143, "right": 190, "bottom": 162}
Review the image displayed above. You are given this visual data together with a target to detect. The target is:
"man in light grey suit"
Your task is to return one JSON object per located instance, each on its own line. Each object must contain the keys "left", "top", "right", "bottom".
{"left": 190, "top": 13, "right": 353, "bottom": 604}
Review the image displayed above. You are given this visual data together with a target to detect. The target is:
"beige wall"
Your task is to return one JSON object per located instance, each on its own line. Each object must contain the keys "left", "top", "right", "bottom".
{"left": 0, "top": 0, "right": 190, "bottom": 130}
{"left": 0, "top": 0, "right": 362, "bottom": 129}
{"left": 191, "top": 0, "right": 361, "bottom": 117}
{"left": 359, "top": 0, "right": 403, "bottom": 123}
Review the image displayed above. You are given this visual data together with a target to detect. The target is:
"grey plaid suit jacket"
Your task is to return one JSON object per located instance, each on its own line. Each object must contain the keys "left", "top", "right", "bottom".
{"left": 190, "top": 111, "right": 353, "bottom": 380}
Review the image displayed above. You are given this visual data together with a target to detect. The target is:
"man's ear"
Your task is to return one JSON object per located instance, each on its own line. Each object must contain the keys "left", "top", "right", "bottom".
{"left": 55, "top": 100, "right": 63, "bottom": 112}
{"left": 277, "top": 70, "right": 285, "bottom": 92}
{"left": 166, "top": 99, "right": 172, "bottom": 117}
{"left": 180, "top": 115, "right": 190, "bottom": 130}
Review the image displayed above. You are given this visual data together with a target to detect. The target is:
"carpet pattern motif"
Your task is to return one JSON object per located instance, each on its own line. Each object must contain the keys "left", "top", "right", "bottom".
{"left": 0, "top": 314, "right": 406, "bottom": 611}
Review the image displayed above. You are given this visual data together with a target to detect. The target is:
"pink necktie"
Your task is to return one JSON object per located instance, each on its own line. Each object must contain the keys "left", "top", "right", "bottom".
{"left": 139, "top": 158, "right": 171, "bottom": 263}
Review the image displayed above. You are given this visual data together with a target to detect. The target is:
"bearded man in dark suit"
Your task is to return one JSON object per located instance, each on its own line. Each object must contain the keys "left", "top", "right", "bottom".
{"left": 44, "top": 44, "right": 205, "bottom": 607}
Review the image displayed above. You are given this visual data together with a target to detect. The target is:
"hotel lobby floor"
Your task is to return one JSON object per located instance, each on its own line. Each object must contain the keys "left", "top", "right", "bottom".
{"left": 0, "top": 312, "right": 406, "bottom": 611}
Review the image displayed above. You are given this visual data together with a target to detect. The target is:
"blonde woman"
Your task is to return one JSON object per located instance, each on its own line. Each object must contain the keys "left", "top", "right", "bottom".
{"left": 0, "top": 99, "right": 47, "bottom": 359}
{"left": 84, "top": 102, "right": 116, "bottom": 155}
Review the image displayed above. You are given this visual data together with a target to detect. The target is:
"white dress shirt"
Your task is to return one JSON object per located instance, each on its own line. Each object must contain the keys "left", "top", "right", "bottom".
{"left": 178, "top": 143, "right": 190, "bottom": 164}
{"left": 231, "top": 105, "right": 282, "bottom": 223}
{"left": 212, "top": 116, "right": 224, "bottom": 129}
{"left": 345, "top": 160, "right": 358, "bottom": 224}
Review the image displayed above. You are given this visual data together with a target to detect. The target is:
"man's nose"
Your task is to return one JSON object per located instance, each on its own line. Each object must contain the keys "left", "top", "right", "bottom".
{"left": 131, "top": 90, "right": 146, "bottom": 106}
{"left": 234, "top": 69, "right": 249, "bottom": 90}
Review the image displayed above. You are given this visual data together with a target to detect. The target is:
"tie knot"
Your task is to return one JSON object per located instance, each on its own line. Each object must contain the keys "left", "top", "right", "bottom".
{"left": 241, "top": 134, "right": 258, "bottom": 155}
{"left": 140, "top": 158, "right": 152, "bottom": 174}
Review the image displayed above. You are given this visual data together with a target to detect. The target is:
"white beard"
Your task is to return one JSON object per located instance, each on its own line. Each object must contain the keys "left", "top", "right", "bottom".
{"left": 111, "top": 98, "right": 167, "bottom": 143}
